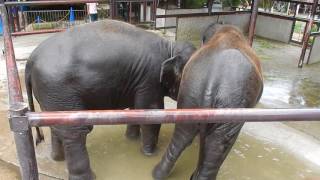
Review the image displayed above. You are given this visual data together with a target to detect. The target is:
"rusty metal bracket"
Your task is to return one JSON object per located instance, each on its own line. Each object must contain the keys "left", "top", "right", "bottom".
{"left": 9, "top": 103, "right": 30, "bottom": 132}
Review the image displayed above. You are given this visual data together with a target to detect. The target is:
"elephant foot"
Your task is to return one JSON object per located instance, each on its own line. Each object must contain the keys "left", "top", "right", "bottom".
{"left": 125, "top": 130, "right": 140, "bottom": 140}
{"left": 152, "top": 161, "right": 174, "bottom": 180}
{"left": 51, "top": 148, "right": 65, "bottom": 161}
{"left": 51, "top": 141, "right": 65, "bottom": 161}
{"left": 69, "top": 170, "right": 95, "bottom": 180}
{"left": 125, "top": 125, "right": 140, "bottom": 140}
{"left": 189, "top": 172, "right": 214, "bottom": 180}
{"left": 141, "top": 145, "right": 157, "bottom": 156}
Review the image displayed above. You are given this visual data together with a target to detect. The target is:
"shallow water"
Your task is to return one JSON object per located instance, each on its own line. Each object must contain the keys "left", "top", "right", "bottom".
{"left": 84, "top": 124, "right": 320, "bottom": 180}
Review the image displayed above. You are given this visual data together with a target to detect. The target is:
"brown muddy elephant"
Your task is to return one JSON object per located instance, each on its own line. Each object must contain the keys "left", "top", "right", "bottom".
{"left": 153, "top": 24, "right": 264, "bottom": 180}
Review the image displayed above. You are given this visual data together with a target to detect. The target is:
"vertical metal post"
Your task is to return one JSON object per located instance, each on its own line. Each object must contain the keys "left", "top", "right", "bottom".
{"left": 150, "top": 0, "right": 154, "bottom": 22}
{"left": 129, "top": 2, "right": 132, "bottom": 23}
{"left": 248, "top": 0, "right": 259, "bottom": 46}
{"left": 143, "top": 1, "right": 147, "bottom": 22}
{"left": 177, "top": 0, "right": 181, "bottom": 8}
{"left": 290, "top": 3, "right": 299, "bottom": 42}
{"left": 298, "top": 0, "right": 319, "bottom": 68}
{"left": 110, "top": 0, "right": 115, "bottom": 19}
{"left": 0, "top": 1, "right": 39, "bottom": 180}
{"left": 152, "top": 0, "right": 156, "bottom": 22}
{"left": 10, "top": 103, "right": 39, "bottom": 180}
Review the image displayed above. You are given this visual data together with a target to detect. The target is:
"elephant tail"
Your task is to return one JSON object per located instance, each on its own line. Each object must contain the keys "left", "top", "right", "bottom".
{"left": 25, "top": 60, "right": 44, "bottom": 145}
{"left": 197, "top": 124, "right": 207, "bottom": 168}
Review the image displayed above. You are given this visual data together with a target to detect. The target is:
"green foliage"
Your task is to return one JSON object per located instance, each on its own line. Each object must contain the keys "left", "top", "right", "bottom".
{"left": 311, "top": 24, "right": 319, "bottom": 33}
{"left": 293, "top": 21, "right": 304, "bottom": 33}
{"left": 222, "top": 0, "right": 241, "bottom": 8}
{"left": 308, "top": 24, "right": 319, "bottom": 45}
{"left": 184, "top": 0, "right": 206, "bottom": 8}
{"left": 258, "top": 0, "right": 273, "bottom": 10}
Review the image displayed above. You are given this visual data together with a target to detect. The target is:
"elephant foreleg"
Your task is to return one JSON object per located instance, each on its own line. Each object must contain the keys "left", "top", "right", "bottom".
{"left": 125, "top": 124, "right": 141, "bottom": 140}
{"left": 134, "top": 91, "right": 164, "bottom": 156}
{"left": 58, "top": 126, "right": 94, "bottom": 180}
{"left": 191, "top": 123, "right": 244, "bottom": 180}
{"left": 50, "top": 128, "right": 65, "bottom": 161}
{"left": 141, "top": 124, "right": 161, "bottom": 155}
{"left": 153, "top": 124, "right": 198, "bottom": 179}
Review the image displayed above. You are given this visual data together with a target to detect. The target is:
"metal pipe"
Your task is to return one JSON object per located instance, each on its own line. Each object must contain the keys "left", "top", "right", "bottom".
{"left": 289, "top": 3, "right": 299, "bottom": 42}
{"left": 0, "top": 3, "right": 23, "bottom": 103}
{"left": 28, "top": 108, "right": 320, "bottom": 127}
{"left": 0, "top": 1, "right": 39, "bottom": 179}
{"left": 177, "top": 0, "right": 181, "bottom": 8}
{"left": 248, "top": 0, "right": 259, "bottom": 46}
{"left": 129, "top": 2, "right": 132, "bottom": 23}
{"left": 143, "top": 1, "right": 147, "bottom": 21}
{"left": 298, "top": 0, "right": 319, "bottom": 68}
{"left": 11, "top": 29, "right": 65, "bottom": 36}
{"left": 4, "top": 0, "right": 105, "bottom": 6}
{"left": 156, "top": 10, "right": 251, "bottom": 19}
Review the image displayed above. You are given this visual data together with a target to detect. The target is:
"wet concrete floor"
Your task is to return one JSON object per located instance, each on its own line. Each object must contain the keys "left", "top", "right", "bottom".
{"left": 0, "top": 33, "right": 320, "bottom": 179}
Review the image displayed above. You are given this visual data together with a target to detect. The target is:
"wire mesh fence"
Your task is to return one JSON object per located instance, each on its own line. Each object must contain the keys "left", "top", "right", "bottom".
{"left": 23, "top": 9, "right": 88, "bottom": 31}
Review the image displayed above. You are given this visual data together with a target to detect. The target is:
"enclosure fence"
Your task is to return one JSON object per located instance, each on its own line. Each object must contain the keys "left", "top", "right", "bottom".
{"left": 1, "top": 0, "right": 320, "bottom": 180}
{"left": 24, "top": 9, "right": 87, "bottom": 29}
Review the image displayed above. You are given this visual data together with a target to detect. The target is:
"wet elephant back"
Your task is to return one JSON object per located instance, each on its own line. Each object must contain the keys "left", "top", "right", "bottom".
{"left": 178, "top": 49, "right": 263, "bottom": 109}
{"left": 29, "top": 20, "right": 165, "bottom": 110}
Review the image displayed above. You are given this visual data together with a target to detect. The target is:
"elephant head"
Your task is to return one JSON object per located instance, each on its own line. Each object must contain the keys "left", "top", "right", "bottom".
{"left": 202, "top": 23, "right": 224, "bottom": 44}
{"left": 160, "top": 41, "right": 196, "bottom": 101}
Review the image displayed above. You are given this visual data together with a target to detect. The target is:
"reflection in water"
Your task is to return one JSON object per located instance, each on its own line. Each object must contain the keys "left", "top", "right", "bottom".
{"left": 289, "top": 79, "right": 320, "bottom": 107}
{"left": 261, "top": 74, "right": 320, "bottom": 108}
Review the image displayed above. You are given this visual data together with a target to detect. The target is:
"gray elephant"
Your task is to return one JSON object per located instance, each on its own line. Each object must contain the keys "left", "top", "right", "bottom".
{"left": 25, "top": 19, "right": 196, "bottom": 180}
{"left": 153, "top": 24, "right": 263, "bottom": 180}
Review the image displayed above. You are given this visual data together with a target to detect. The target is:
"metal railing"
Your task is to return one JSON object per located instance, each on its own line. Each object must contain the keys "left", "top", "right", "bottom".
{"left": 23, "top": 9, "right": 87, "bottom": 30}
{"left": 1, "top": 0, "right": 320, "bottom": 180}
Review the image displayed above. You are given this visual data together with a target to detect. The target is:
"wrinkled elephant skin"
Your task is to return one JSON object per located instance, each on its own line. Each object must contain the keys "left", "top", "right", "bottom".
{"left": 25, "top": 20, "right": 196, "bottom": 180}
{"left": 153, "top": 24, "right": 263, "bottom": 180}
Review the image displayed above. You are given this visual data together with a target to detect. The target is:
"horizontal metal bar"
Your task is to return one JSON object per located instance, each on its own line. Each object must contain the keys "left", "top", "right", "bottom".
{"left": 311, "top": 32, "right": 320, "bottom": 36}
{"left": 28, "top": 108, "right": 320, "bottom": 127}
{"left": 156, "top": 10, "right": 251, "bottom": 18}
{"left": 155, "top": 26, "right": 176, "bottom": 30}
{"left": 274, "top": 0, "right": 320, "bottom": 5}
{"left": 25, "top": 10, "right": 86, "bottom": 13}
{"left": 11, "top": 29, "right": 65, "bottom": 36}
{"left": 114, "top": 0, "right": 154, "bottom": 2}
{"left": 4, "top": 0, "right": 107, "bottom": 6}
{"left": 258, "top": 12, "right": 320, "bottom": 24}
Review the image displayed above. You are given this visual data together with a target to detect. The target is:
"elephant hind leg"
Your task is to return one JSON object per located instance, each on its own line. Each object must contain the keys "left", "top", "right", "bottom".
{"left": 141, "top": 124, "right": 161, "bottom": 156}
{"left": 50, "top": 128, "right": 65, "bottom": 161}
{"left": 59, "top": 126, "right": 94, "bottom": 180}
{"left": 153, "top": 123, "right": 198, "bottom": 179}
{"left": 125, "top": 124, "right": 140, "bottom": 140}
{"left": 191, "top": 122, "right": 244, "bottom": 180}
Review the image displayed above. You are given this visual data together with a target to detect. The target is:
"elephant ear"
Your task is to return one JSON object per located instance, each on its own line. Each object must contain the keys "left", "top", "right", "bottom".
{"left": 160, "top": 56, "right": 178, "bottom": 83}
{"left": 160, "top": 55, "right": 188, "bottom": 100}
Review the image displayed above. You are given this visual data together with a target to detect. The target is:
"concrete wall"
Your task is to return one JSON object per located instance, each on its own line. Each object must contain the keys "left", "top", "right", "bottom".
{"left": 156, "top": 8, "right": 208, "bottom": 29}
{"left": 159, "top": 9, "right": 294, "bottom": 44}
{"left": 255, "top": 15, "right": 294, "bottom": 43}
{"left": 308, "top": 36, "right": 320, "bottom": 64}
{"left": 176, "top": 14, "right": 251, "bottom": 47}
